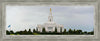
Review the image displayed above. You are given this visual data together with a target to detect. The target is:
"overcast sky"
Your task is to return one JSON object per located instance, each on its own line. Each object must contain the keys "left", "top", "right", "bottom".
{"left": 6, "top": 5, "right": 94, "bottom": 32}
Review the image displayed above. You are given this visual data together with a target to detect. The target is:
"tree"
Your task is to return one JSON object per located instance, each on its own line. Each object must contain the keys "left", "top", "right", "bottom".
{"left": 23, "top": 29, "right": 27, "bottom": 34}
{"left": 33, "top": 29, "right": 36, "bottom": 33}
{"left": 55, "top": 27, "right": 57, "bottom": 33}
{"left": 68, "top": 29, "right": 72, "bottom": 34}
{"left": 10, "top": 30, "right": 14, "bottom": 34}
{"left": 28, "top": 29, "right": 31, "bottom": 32}
{"left": 20, "top": 31, "right": 23, "bottom": 34}
{"left": 88, "top": 31, "right": 94, "bottom": 35}
{"left": 63, "top": 29, "right": 66, "bottom": 34}
{"left": 78, "top": 30, "right": 82, "bottom": 34}
{"left": 15, "top": 31, "right": 21, "bottom": 34}
{"left": 84, "top": 31, "right": 87, "bottom": 34}
{"left": 28, "top": 29, "right": 32, "bottom": 34}
{"left": 24, "top": 29, "right": 27, "bottom": 32}
{"left": 6, "top": 30, "right": 10, "bottom": 35}
{"left": 73, "top": 29, "right": 76, "bottom": 34}
{"left": 91, "top": 31, "right": 94, "bottom": 35}
{"left": 42, "top": 28, "right": 46, "bottom": 33}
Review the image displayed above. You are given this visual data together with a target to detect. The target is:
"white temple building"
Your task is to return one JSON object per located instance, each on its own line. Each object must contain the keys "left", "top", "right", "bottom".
{"left": 37, "top": 8, "right": 64, "bottom": 32}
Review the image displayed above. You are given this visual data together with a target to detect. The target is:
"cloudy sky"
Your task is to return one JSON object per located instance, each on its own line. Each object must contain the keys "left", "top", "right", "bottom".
{"left": 6, "top": 5, "right": 94, "bottom": 32}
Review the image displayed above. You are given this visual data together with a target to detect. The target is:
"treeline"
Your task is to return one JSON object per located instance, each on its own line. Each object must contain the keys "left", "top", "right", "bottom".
{"left": 6, "top": 28, "right": 94, "bottom": 35}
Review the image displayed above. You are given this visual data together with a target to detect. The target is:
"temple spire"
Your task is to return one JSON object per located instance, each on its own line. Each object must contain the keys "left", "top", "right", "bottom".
{"left": 50, "top": 8, "right": 52, "bottom": 16}
{"left": 50, "top": 8, "right": 51, "bottom": 12}
{"left": 48, "top": 8, "right": 53, "bottom": 22}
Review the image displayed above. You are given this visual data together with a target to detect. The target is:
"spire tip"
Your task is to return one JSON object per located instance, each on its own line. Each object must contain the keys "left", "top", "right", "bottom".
{"left": 50, "top": 8, "right": 51, "bottom": 12}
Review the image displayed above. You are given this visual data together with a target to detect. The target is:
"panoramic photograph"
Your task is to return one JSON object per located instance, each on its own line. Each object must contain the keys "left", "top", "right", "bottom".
{"left": 6, "top": 5, "right": 94, "bottom": 35}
